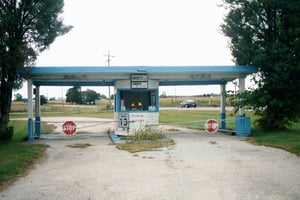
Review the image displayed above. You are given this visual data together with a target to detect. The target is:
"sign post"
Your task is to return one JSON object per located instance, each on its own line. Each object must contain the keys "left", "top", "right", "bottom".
{"left": 204, "top": 119, "right": 218, "bottom": 133}
{"left": 62, "top": 121, "right": 77, "bottom": 135}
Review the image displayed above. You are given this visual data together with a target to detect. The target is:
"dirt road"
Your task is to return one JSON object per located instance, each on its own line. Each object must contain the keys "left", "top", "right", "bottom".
{"left": 1, "top": 118, "right": 300, "bottom": 200}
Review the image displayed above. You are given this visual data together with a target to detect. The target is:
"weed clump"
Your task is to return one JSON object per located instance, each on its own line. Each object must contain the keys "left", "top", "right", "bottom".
{"left": 130, "top": 127, "right": 167, "bottom": 141}
{"left": 116, "top": 127, "right": 175, "bottom": 153}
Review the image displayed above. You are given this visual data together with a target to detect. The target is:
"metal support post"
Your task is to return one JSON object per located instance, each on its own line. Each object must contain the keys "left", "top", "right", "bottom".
{"left": 220, "top": 84, "right": 226, "bottom": 129}
{"left": 27, "top": 80, "right": 34, "bottom": 141}
{"left": 35, "top": 86, "right": 41, "bottom": 137}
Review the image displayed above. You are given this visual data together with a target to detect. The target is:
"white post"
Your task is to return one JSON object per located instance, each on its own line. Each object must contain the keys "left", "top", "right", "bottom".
{"left": 238, "top": 77, "right": 246, "bottom": 116}
{"left": 27, "top": 80, "right": 33, "bottom": 118}
{"left": 235, "top": 77, "right": 251, "bottom": 136}
{"left": 220, "top": 84, "right": 226, "bottom": 129}
{"left": 35, "top": 86, "right": 40, "bottom": 117}
{"left": 27, "top": 80, "right": 34, "bottom": 141}
{"left": 35, "top": 86, "right": 41, "bottom": 137}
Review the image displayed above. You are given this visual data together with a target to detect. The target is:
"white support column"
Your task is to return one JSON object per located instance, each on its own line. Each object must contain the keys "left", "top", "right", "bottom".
{"left": 35, "top": 86, "right": 41, "bottom": 137}
{"left": 235, "top": 77, "right": 251, "bottom": 136}
{"left": 238, "top": 77, "right": 246, "bottom": 116}
{"left": 27, "top": 80, "right": 34, "bottom": 141}
{"left": 220, "top": 84, "right": 226, "bottom": 129}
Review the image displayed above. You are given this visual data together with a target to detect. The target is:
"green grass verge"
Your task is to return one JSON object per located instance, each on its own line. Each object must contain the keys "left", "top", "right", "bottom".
{"left": 160, "top": 110, "right": 299, "bottom": 156}
{"left": 10, "top": 108, "right": 114, "bottom": 119}
{"left": 116, "top": 127, "right": 175, "bottom": 153}
{"left": 249, "top": 123, "right": 300, "bottom": 156}
{"left": 0, "top": 121, "right": 48, "bottom": 190}
{"left": 159, "top": 110, "right": 237, "bottom": 130}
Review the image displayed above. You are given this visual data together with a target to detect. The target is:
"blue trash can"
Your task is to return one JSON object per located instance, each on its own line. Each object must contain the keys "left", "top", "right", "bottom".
{"left": 235, "top": 116, "right": 251, "bottom": 136}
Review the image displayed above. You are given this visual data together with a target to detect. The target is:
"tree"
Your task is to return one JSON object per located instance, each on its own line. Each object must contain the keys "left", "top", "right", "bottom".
{"left": 40, "top": 95, "right": 48, "bottom": 106}
{"left": 81, "top": 89, "right": 100, "bottom": 104}
{"left": 0, "top": 0, "right": 72, "bottom": 139}
{"left": 66, "top": 86, "right": 82, "bottom": 104}
{"left": 221, "top": 0, "right": 300, "bottom": 130}
{"left": 99, "top": 93, "right": 107, "bottom": 100}
{"left": 14, "top": 93, "right": 23, "bottom": 101}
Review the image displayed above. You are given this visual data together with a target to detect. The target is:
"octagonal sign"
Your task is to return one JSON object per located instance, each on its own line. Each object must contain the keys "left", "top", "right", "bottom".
{"left": 204, "top": 119, "right": 218, "bottom": 133}
{"left": 62, "top": 121, "right": 77, "bottom": 135}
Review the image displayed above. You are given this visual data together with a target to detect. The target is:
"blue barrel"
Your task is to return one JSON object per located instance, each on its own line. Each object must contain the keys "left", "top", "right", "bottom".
{"left": 235, "top": 116, "right": 251, "bottom": 136}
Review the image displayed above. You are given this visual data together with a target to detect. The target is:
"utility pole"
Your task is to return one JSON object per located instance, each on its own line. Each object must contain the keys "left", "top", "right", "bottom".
{"left": 104, "top": 50, "right": 114, "bottom": 67}
{"left": 103, "top": 50, "right": 115, "bottom": 109}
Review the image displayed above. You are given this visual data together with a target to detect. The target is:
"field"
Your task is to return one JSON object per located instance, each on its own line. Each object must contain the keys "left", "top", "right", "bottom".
{"left": 11, "top": 96, "right": 227, "bottom": 112}
{"left": 159, "top": 96, "right": 223, "bottom": 107}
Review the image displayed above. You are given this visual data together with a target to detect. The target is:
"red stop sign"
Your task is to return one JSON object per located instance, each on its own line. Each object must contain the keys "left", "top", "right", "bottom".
{"left": 204, "top": 119, "right": 218, "bottom": 133}
{"left": 62, "top": 121, "right": 77, "bottom": 135}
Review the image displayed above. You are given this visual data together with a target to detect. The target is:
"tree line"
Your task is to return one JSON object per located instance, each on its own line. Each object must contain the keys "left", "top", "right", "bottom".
{"left": 65, "top": 86, "right": 108, "bottom": 105}
{"left": 14, "top": 87, "right": 108, "bottom": 105}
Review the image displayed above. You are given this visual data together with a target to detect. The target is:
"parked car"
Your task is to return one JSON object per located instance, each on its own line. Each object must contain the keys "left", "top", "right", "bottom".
{"left": 180, "top": 100, "right": 197, "bottom": 108}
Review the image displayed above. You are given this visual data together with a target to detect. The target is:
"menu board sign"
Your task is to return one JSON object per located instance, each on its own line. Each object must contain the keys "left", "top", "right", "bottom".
{"left": 131, "top": 81, "right": 148, "bottom": 89}
{"left": 131, "top": 74, "right": 148, "bottom": 81}
{"left": 131, "top": 74, "right": 148, "bottom": 89}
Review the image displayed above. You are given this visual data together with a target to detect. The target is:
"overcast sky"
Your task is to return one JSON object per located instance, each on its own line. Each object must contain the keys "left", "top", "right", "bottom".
{"left": 15, "top": 0, "right": 250, "bottom": 99}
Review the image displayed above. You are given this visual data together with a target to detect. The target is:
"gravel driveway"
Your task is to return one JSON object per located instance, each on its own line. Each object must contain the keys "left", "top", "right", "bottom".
{"left": 1, "top": 117, "right": 300, "bottom": 200}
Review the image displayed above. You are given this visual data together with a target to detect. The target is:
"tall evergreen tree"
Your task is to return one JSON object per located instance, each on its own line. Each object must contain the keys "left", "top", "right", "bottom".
{"left": 221, "top": 0, "right": 300, "bottom": 130}
{"left": 0, "top": 0, "right": 72, "bottom": 139}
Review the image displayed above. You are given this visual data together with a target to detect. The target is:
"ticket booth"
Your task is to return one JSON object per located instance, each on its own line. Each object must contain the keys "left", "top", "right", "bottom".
{"left": 114, "top": 74, "right": 159, "bottom": 135}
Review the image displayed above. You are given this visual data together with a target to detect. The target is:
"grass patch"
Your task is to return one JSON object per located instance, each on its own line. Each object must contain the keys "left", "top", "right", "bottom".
{"left": 160, "top": 110, "right": 300, "bottom": 156}
{"left": 41, "top": 122, "right": 56, "bottom": 134}
{"left": 159, "top": 110, "right": 237, "bottom": 130}
{"left": 116, "top": 127, "right": 175, "bottom": 153}
{"left": 0, "top": 120, "right": 48, "bottom": 190}
{"left": 10, "top": 111, "right": 114, "bottom": 119}
{"left": 159, "top": 110, "right": 258, "bottom": 131}
{"left": 166, "top": 128, "right": 180, "bottom": 131}
{"left": 116, "top": 141, "right": 175, "bottom": 153}
{"left": 249, "top": 123, "right": 300, "bottom": 156}
{"left": 129, "top": 127, "right": 167, "bottom": 141}
{"left": 66, "top": 143, "right": 92, "bottom": 148}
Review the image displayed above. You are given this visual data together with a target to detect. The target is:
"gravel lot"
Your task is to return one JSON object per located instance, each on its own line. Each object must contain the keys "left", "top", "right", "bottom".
{"left": 1, "top": 117, "right": 300, "bottom": 200}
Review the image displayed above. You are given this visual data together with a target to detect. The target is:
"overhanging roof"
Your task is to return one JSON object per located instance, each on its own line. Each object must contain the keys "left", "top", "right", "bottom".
{"left": 27, "top": 66, "right": 258, "bottom": 86}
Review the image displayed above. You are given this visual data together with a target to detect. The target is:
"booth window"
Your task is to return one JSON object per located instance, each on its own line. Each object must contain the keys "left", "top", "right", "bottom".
{"left": 119, "top": 90, "right": 157, "bottom": 111}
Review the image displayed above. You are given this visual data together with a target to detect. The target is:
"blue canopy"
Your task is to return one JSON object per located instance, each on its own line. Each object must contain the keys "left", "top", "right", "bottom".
{"left": 27, "top": 65, "right": 257, "bottom": 86}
